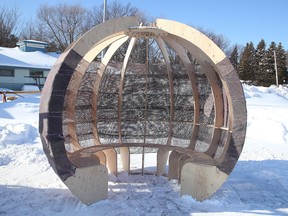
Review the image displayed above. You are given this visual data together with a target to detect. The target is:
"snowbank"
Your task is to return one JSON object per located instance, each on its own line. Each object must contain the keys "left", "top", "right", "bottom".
{"left": 0, "top": 123, "right": 38, "bottom": 146}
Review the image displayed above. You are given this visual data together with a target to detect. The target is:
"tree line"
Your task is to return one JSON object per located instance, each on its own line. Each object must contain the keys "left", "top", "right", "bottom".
{"left": 0, "top": 1, "right": 287, "bottom": 87}
{"left": 230, "top": 40, "right": 287, "bottom": 86}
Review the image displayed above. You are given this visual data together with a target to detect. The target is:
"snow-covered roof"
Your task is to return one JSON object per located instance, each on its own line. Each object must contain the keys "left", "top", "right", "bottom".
{"left": 17, "top": 40, "right": 48, "bottom": 45}
{"left": 0, "top": 46, "right": 59, "bottom": 70}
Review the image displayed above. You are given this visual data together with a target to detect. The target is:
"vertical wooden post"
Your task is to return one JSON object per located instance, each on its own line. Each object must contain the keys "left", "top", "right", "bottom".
{"left": 2, "top": 91, "right": 7, "bottom": 103}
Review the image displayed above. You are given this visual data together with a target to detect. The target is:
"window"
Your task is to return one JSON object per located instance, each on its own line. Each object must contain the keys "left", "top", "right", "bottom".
{"left": 30, "top": 70, "right": 44, "bottom": 78}
{"left": 0, "top": 68, "right": 14, "bottom": 77}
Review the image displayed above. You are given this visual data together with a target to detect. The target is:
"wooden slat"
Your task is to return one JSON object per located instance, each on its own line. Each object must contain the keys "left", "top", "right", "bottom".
{"left": 163, "top": 37, "right": 200, "bottom": 149}
{"left": 168, "top": 150, "right": 183, "bottom": 180}
{"left": 118, "top": 37, "right": 137, "bottom": 172}
{"left": 155, "top": 38, "right": 174, "bottom": 146}
{"left": 91, "top": 36, "right": 130, "bottom": 145}
{"left": 157, "top": 148, "right": 170, "bottom": 176}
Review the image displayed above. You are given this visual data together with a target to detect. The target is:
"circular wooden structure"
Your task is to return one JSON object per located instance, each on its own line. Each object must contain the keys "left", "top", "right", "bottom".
{"left": 39, "top": 17, "right": 247, "bottom": 205}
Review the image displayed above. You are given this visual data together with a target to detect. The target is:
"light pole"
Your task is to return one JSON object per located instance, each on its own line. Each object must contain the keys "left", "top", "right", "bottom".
{"left": 101, "top": 0, "right": 107, "bottom": 60}
{"left": 274, "top": 50, "right": 279, "bottom": 87}
{"left": 103, "top": 0, "right": 107, "bottom": 23}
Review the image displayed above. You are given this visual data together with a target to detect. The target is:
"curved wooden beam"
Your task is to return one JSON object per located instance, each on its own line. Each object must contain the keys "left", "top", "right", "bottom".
{"left": 154, "top": 38, "right": 175, "bottom": 175}
{"left": 65, "top": 35, "right": 128, "bottom": 151}
{"left": 118, "top": 37, "right": 137, "bottom": 173}
{"left": 165, "top": 35, "right": 224, "bottom": 158}
{"left": 163, "top": 37, "right": 200, "bottom": 149}
{"left": 155, "top": 38, "right": 175, "bottom": 145}
{"left": 91, "top": 36, "right": 130, "bottom": 175}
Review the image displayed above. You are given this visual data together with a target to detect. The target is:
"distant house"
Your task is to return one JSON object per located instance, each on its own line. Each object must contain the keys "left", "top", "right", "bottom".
{"left": 0, "top": 40, "right": 59, "bottom": 91}
{"left": 16, "top": 40, "right": 48, "bottom": 53}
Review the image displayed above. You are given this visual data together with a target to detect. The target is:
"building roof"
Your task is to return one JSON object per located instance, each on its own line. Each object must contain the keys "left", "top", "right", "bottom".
{"left": 17, "top": 40, "right": 48, "bottom": 45}
{"left": 0, "top": 46, "right": 59, "bottom": 70}
{"left": 16, "top": 40, "right": 49, "bottom": 52}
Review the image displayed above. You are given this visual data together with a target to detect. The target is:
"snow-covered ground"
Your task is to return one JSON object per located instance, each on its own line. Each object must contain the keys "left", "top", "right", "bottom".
{"left": 0, "top": 85, "right": 288, "bottom": 216}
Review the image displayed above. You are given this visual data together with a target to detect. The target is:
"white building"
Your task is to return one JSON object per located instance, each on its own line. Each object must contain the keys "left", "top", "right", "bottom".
{"left": 0, "top": 40, "right": 59, "bottom": 90}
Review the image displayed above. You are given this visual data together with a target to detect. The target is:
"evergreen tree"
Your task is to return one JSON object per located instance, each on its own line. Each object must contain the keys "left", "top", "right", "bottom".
{"left": 262, "top": 42, "right": 277, "bottom": 86}
{"left": 238, "top": 42, "right": 256, "bottom": 83}
{"left": 254, "top": 39, "right": 266, "bottom": 85}
{"left": 275, "top": 43, "right": 287, "bottom": 85}
{"left": 229, "top": 45, "right": 239, "bottom": 70}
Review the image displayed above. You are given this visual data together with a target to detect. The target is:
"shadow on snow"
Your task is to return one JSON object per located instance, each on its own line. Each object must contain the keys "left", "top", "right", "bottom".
{"left": 0, "top": 160, "right": 287, "bottom": 215}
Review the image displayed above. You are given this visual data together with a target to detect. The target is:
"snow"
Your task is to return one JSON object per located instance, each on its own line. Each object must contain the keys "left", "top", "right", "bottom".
{"left": 21, "top": 85, "right": 40, "bottom": 91}
{"left": 1, "top": 85, "right": 288, "bottom": 215}
{"left": 0, "top": 47, "right": 58, "bottom": 69}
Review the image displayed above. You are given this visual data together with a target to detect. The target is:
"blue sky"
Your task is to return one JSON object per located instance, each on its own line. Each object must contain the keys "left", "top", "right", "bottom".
{"left": 3, "top": 0, "right": 288, "bottom": 50}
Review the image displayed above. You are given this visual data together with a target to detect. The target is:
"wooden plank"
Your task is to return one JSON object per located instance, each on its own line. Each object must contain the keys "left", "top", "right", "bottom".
{"left": 156, "top": 19, "right": 226, "bottom": 65}
{"left": 103, "top": 148, "right": 118, "bottom": 175}
{"left": 68, "top": 152, "right": 100, "bottom": 168}
{"left": 117, "top": 38, "right": 136, "bottom": 174}
{"left": 200, "top": 62, "right": 224, "bottom": 157}
{"left": 181, "top": 162, "right": 228, "bottom": 201}
{"left": 120, "top": 147, "right": 130, "bottom": 173}
{"left": 64, "top": 165, "right": 108, "bottom": 205}
{"left": 118, "top": 37, "right": 137, "bottom": 142}
{"left": 156, "top": 148, "right": 170, "bottom": 176}
{"left": 177, "top": 154, "right": 190, "bottom": 183}
{"left": 165, "top": 35, "right": 225, "bottom": 157}
{"left": 163, "top": 37, "right": 200, "bottom": 149}
{"left": 91, "top": 36, "right": 129, "bottom": 145}
{"left": 168, "top": 150, "right": 183, "bottom": 180}
{"left": 155, "top": 38, "right": 174, "bottom": 145}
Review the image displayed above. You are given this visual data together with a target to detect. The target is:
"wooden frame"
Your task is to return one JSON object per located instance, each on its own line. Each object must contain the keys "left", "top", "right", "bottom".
{"left": 39, "top": 17, "right": 247, "bottom": 205}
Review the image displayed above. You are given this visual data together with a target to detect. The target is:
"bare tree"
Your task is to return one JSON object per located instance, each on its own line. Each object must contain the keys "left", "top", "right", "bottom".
{"left": 23, "top": 1, "right": 148, "bottom": 52}
{"left": 86, "top": 0, "right": 147, "bottom": 29}
{"left": 0, "top": 7, "right": 20, "bottom": 47}
{"left": 37, "top": 4, "right": 88, "bottom": 51}
{"left": 21, "top": 20, "right": 44, "bottom": 40}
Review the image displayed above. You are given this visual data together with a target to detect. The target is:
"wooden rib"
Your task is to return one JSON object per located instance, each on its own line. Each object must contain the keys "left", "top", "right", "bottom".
{"left": 65, "top": 35, "right": 127, "bottom": 152}
{"left": 200, "top": 62, "right": 224, "bottom": 157}
{"left": 155, "top": 38, "right": 174, "bottom": 146}
{"left": 65, "top": 61, "right": 90, "bottom": 151}
{"left": 143, "top": 38, "right": 149, "bottom": 144}
{"left": 166, "top": 35, "right": 224, "bottom": 157}
{"left": 155, "top": 38, "right": 174, "bottom": 176}
{"left": 155, "top": 19, "right": 226, "bottom": 64}
{"left": 118, "top": 37, "right": 137, "bottom": 173}
{"left": 163, "top": 37, "right": 200, "bottom": 149}
{"left": 91, "top": 35, "right": 129, "bottom": 144}
{"left": 223, "top": 89, "right": 229, "bottom": 128}
{"left": 91, "top": 35, "right": 130, "bottom": 175}
{"left": 217, "top": 124, "right": 232, "bottom": 164}
{"left": 142, "top": 38, "right": 149, "bottom": 175}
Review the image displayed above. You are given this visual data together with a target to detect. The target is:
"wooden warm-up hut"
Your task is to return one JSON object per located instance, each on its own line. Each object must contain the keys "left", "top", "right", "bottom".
{"left": 39, "top": 17, "right": 247, "bottom": 205}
